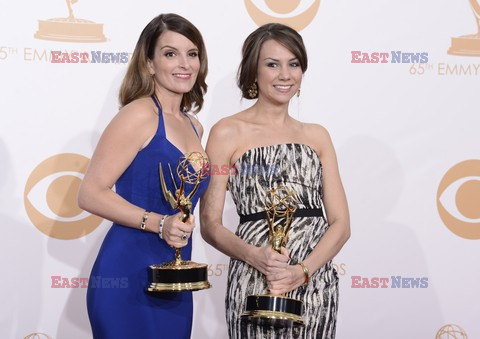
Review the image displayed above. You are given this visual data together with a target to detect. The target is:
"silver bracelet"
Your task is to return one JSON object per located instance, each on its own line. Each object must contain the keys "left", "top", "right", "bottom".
{"left": 159, "top": 214, "right": 169, "bottom": 240}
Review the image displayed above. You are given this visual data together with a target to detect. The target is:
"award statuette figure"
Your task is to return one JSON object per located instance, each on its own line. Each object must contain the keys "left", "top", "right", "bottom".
{"left": 146, "top": 152, "right": 211, "bottom": 293}
{"left": 241, "top": 186, "right": 304, "bottom": 327}
{"left": 448, "top": 0, "right": 480, "bottom": 56}
{"left": 34, "top": 0, "right": 106, "bottom": 43}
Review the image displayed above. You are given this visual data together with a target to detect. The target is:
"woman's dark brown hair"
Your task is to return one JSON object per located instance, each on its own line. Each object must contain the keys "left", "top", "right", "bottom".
{"left": 119, "top": 13, "right": 208, "bottom": 113}
{"left": 238, "top": 23, "right": 307, "bottom": 100}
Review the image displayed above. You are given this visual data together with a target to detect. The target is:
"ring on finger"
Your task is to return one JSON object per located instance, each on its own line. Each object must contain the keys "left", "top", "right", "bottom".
{"left": 181, "top": 231, "right": 187, "bottom": 241}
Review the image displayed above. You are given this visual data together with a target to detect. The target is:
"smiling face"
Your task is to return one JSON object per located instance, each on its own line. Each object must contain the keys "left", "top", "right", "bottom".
{"left": 256, "top": 39, "right": 303, "bottom": 105}
{"left": 148, "top": 30, "right": 200, "bottom": 97}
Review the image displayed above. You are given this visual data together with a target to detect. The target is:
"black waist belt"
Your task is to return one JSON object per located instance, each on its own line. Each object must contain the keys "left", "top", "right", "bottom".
{"left": 239, "top": 208, "right": 324, "bottom": 224}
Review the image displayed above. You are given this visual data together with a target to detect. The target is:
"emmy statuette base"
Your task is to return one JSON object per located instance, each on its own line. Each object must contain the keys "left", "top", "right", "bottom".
{"left": 35, "top": 18, "right": 106, "bottom": 43}
{"left": 241, "top": 295, "right": 304, "bottom": 327}
{"left": 146, "top": 260, "right": 211, "bottom": 293}
{"left": 448, "top": 34, "right": 480, "bottom": 56}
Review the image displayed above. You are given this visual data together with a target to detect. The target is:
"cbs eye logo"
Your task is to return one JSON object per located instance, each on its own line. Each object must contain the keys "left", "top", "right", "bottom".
{"left": 437, "top": 160, "right": 480, "bottom": 240}
{"left": 24, "top": 153, "right": 103, "bottom": 240}
{"left": 245, "top": 0, "right": 321, "bottom": 31}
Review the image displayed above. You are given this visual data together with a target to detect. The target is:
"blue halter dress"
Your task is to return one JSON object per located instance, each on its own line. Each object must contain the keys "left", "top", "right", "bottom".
{"left": 86, "top": 96, "right": 209, "bottom": 338}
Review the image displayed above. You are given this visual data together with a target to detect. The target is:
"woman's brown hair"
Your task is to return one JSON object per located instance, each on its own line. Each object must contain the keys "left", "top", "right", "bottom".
{"left": 238, "top": 23, "right": 307, "bottom": 100}
{"left": 119, "top": 13, "right": 208, "bottom": 113}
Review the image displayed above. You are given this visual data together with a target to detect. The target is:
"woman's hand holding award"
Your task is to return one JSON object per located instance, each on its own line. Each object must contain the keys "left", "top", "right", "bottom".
{"left": 241, "top": 185, "right": 305, "bottom": 327}
{"left": 146, "top": 152, "right": 211, "bottom": 293}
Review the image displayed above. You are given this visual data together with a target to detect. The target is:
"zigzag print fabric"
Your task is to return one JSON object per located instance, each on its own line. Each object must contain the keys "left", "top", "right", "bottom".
{"left": 226, "top": 143, "right": 339, "bottom": 339}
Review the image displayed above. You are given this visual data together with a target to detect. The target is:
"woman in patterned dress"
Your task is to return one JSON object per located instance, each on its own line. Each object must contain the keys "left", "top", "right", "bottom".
{"left": 200, "top": 23, "right": 350, "bottom": 338}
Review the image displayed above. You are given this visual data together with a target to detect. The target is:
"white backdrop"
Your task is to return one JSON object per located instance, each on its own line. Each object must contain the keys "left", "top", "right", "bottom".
{"left": 1, "top": 0, "right": 479, "bottom": 338}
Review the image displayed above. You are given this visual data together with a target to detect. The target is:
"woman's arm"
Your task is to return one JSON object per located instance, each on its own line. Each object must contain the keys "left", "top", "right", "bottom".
{"left": 200, "top": 119, "right": 289, "bottom": 276}
{"left": 268, "top": 124, "right": 350, "bottom": 294}
{"left": 78, "top": 99, "right": 193, "bottom": 248}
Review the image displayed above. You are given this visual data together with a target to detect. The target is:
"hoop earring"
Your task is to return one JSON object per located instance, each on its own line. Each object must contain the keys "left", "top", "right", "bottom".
{"left": 297, "top": 88, "right": 301, "bottom": 98}
{"left": 248, "top": 82, "right": 258, "bottom": 98}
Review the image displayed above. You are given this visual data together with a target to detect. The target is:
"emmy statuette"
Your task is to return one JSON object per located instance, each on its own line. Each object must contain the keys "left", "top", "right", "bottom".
{"left": 241, "top": 186, "right": 304, "bottom": 327}
{"left": 146, "top": 152, "right": 211, "bottom": 293}
{"left": 448, "top": 0, "right": 480, "bottom": 56}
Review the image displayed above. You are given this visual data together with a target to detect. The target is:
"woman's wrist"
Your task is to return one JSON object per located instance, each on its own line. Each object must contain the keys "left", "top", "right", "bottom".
{"left": 158, "top": 214, "right": 169, "bottom": 239}
{"left": 298, "top": 262, "right": 310, "bottom": 286}
{"left": 138, "top": 212, "right": 168, "bottom": 234}
{"left": 243, "top": 244, "right": 259, "bottom": 267}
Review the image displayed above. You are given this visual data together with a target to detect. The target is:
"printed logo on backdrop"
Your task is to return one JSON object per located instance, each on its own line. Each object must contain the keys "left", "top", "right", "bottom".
{"left": 0, "top": 45, "right": 130, "bottom": 63}
{"left": 436, "top": 324, "right": 468, "bottom": 339}
{"left": 245, "top": 0, "right": 321, "bottom": 31}
{"left": 409, "top": 0, "right": 480, "bottom": 76}
{"left": 448, "top": 0, "right": 480, "bottom": 57}
{"left": 24, "top": 333, "right": 52, "bottom": 339}
{"left": 0, "top": 0, "right": 131, "bottom": 63}
{"left": 437, "top": 160, "right": 480, "bottom": 240}
{"left": 24, "top": 153, "right": 103, "bottom": 240}
{"left": 34, "top": 0, "right": 106, "bottom": 43}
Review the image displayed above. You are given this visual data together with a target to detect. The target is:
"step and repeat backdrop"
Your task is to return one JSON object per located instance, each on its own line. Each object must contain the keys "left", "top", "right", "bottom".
{"left": 1, "top": 0, "right": 479, "bottom": 338}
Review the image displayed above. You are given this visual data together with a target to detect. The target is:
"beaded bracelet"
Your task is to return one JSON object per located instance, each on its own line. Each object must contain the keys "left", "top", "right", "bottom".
{"left": 140, "top": 210, "right": 150, "bottom": 231}
{"left": 299, "top": 262, "right": 310, "bottom": 286}
{"left": 158, "top": 214, "right": 169, "bottom": 240}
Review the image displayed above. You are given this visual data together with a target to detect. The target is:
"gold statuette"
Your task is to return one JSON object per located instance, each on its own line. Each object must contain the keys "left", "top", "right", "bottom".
{"left": 241, "top": 186, "right": 304, "bottom": 327}
{"left": 146, "top": 152, "right": 211, "bottom": 293}
{"left": 34, "top": 0, "right": 106, "bottom": 43}
{"left": 448, "top": 0, "right": 480, "bottom": 56}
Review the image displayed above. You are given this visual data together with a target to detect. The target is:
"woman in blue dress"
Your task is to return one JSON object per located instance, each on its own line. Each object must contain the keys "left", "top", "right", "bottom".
{"left": 78, "top": 13, "right": 209, "bottom": 338}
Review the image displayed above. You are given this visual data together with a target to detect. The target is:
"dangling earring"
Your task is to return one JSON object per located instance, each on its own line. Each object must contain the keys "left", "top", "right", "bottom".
{"left": 248, "top": 82, "right": 258, "bottom": 98}
{"left": 297, "top": 88, "right": 301, "bottom": 97}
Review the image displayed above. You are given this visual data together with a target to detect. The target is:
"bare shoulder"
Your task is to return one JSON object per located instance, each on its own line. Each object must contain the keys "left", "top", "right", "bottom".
{"left": 205, "top": 112, "right": 248, "bottom": 164}
{"left": 301, "top": 122, "right": 335, "bottom": 157}
{"left": 208, "top": 113, "right": 245, "bottom": 142}
{"left": 102, "top": 97, "right": 157, "bottom": 148}
{"left": 116, "top": 97, "right": 156, "bottom": 123}
{"left": 303, "top": 122, "right": 331, "bottom": 142}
